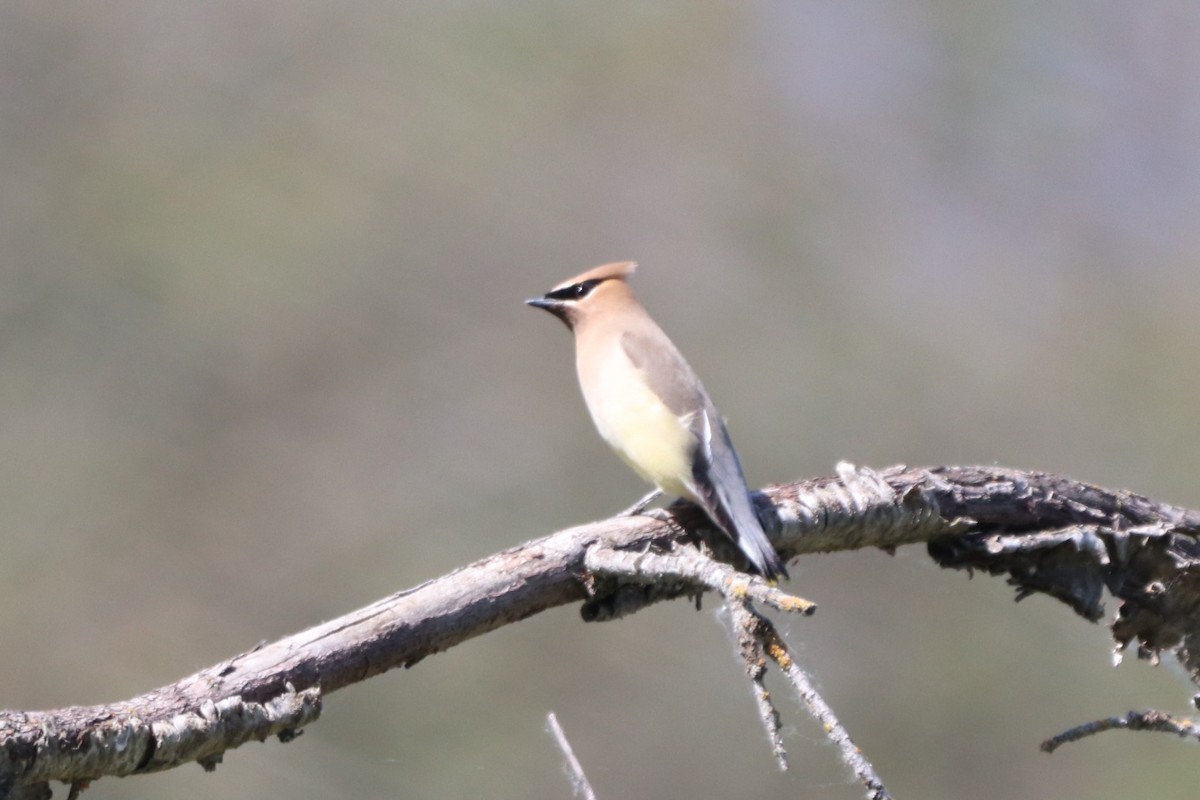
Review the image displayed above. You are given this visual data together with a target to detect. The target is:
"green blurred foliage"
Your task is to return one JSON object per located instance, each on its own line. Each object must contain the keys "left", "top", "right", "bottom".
{"left": 1, "top": 2, "right": 1199, "bottom": 798}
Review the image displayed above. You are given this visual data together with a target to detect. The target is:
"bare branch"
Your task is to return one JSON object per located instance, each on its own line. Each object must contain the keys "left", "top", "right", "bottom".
{"left": 2, "top": 463, "right": 1199, "bottom": 798}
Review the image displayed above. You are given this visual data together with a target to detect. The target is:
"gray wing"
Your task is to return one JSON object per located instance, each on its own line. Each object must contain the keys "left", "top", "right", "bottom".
{"left": 620, "top": 329, "right": 787, "bottom": 579}
{"left": 619, "top": 327, "right": 706, "bottom": 420}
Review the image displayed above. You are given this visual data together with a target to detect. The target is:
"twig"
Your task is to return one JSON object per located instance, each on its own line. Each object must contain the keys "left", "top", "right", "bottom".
{"left": 546, "top": 712, "right": 597, "bottom": 800}
{"left": 757, "top": 615, "right": 893, "bottom": 800}
{"left": 723, "top": 600, "right": 788, "bottom": 770}
{"left": 582, "top": 542, "right": 817, "bottom": 617}
{"left": 1041, "top": 709, "right": 1200, "bottom": 752}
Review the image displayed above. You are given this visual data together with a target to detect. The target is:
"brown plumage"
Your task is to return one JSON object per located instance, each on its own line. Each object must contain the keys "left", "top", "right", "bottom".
{"left": 527, "top": 262, "right": 787, "bottom": 580}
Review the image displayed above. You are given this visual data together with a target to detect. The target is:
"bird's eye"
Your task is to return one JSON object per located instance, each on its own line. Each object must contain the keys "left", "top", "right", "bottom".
{"left": 546, "top": 279, "right": 601, "bottom": 302}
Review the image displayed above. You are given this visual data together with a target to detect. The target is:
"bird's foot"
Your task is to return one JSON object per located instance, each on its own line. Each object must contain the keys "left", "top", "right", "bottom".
{"left": 619, "top": 488, "right": 663, "bottom": 517}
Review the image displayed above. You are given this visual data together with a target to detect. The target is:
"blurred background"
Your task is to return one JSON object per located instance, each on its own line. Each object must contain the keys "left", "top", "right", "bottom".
{"left": 2, "top": 2, "right": 1199, "bottom": 798}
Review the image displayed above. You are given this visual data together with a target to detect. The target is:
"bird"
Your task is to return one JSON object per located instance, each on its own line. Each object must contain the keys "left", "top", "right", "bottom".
{"left": 526, "top": 261, "right": 788, "bottom": 580}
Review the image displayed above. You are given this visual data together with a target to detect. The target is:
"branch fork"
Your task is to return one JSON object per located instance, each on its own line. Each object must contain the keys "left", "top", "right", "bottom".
{"left": 584, "top": 537, "right": 891, "bottom": 798}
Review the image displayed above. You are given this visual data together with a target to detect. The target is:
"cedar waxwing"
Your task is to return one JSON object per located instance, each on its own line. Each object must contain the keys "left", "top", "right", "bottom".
{"left": 527, "top": 262, "right": 788, "bottom": 580}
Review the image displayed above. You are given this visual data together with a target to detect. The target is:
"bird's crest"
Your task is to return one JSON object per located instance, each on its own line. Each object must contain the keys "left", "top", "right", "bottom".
{"left": 551, "top": 261, "right": 637, "bottom": 292}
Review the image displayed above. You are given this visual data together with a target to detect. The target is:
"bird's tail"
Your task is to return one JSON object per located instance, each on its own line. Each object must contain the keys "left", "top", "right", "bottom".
{"left": 691, "top": 452, "right": 788, "bottom": 579}
{"left": 690, "top": 408, "right": 788, "bottom": 580}
{"left": 708, "top": 490, "right": 789, "bottom": 581}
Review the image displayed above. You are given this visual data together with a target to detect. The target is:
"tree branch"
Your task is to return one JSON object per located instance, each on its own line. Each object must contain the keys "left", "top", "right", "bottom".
{"left": 3, "top": 463, "right": 1199, "bottom": 798}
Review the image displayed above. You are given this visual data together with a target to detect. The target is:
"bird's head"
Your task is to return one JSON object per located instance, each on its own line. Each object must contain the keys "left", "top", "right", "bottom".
{"left": 525, "top": 261, "right": 638, "bottom": 331}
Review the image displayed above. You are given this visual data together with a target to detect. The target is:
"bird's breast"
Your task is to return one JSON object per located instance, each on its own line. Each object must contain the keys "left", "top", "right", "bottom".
{"left": 577, "top": 342, "right": 696, "bottom": 498}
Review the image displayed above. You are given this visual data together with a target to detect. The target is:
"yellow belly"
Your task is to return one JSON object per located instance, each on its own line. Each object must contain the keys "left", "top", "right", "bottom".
{"left": 580, "top": 349, "right": 696, "bottom": 500}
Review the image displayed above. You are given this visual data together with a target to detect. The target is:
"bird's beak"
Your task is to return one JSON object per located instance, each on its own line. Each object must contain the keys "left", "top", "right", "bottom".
{"left": 526, "top": 295, "right": 574, "bottom": 329}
